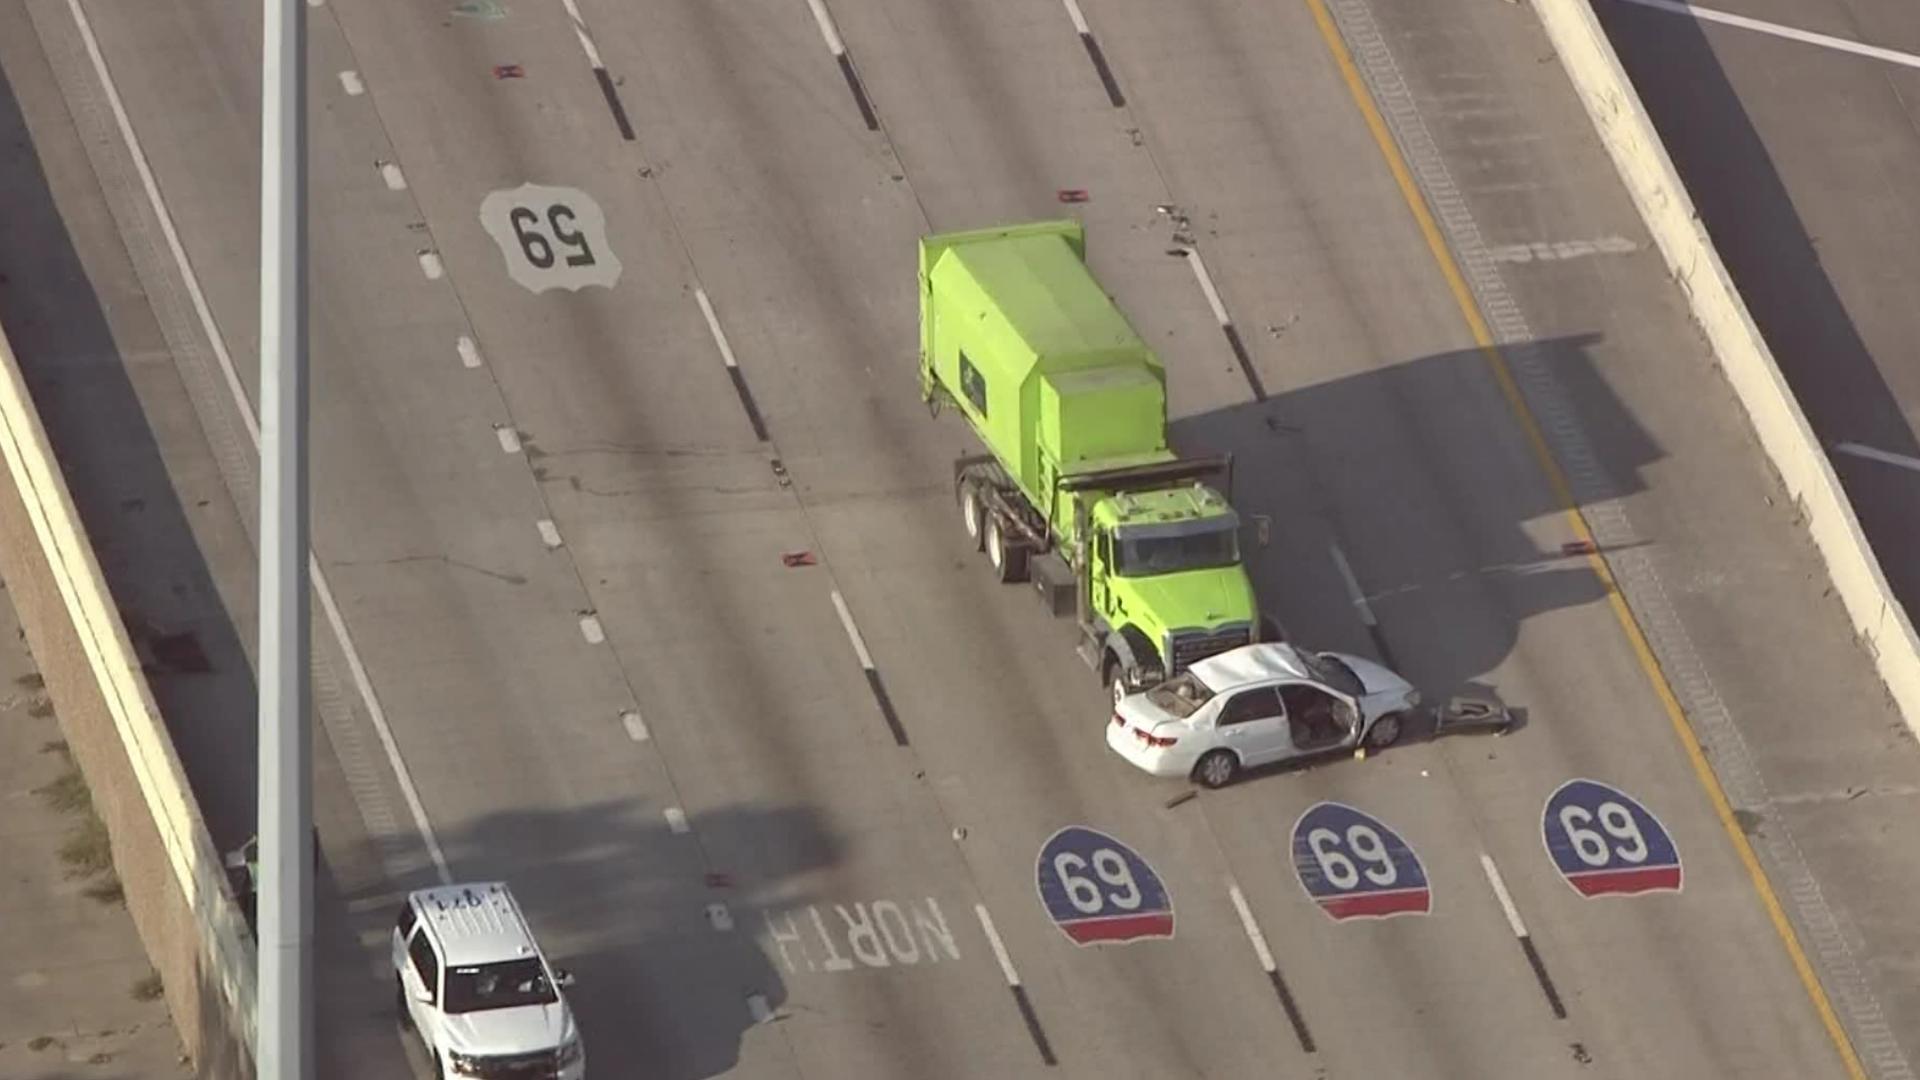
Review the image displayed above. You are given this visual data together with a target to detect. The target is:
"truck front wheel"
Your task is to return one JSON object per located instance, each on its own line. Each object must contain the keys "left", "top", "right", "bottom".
{"left": 986, "top": 517, "right": 1029, "bottom": 583}
{"left": 959, "top": 481, "right": 987, "bottom": 552}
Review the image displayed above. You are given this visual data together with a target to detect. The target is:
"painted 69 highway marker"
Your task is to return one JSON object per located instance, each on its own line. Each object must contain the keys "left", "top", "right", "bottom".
{"left": 1542, "top": 779, "right": 1682, "bottom": 898}
{"left": 1291, "top": 802, "right": 1431, "bottom": 920}
{"left": 478, "top": 184, "right": 622, "bottom": 293}
{"left": 1035, "top": 826, "right": 1173, "bottom": 945}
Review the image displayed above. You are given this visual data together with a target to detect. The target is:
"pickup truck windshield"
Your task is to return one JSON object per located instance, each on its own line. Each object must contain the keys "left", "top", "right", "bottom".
{"left": 1114, "top": 523, "right": 1239, "bottom": 576}
{"left": 443, "top": 958, "right": 557, "bottom": 1015}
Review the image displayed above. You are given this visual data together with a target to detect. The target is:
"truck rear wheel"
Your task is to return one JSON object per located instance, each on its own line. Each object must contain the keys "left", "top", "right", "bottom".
{"left": 986, "top": 517, "right": 1029, "bottom": 583}
{"left": 959, "top": 481, "right": 987, "bottom": 552}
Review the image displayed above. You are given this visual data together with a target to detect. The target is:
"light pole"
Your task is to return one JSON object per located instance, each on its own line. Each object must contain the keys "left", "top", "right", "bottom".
{"left": 257, "top": 0, "right": 312, "bottom": 1073}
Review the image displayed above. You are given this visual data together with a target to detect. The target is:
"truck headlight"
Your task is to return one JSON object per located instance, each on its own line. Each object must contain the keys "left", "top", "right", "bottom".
{"left": 558, "top": 1037, "right": 584, "bottom": 1066}
{"left": 447, "top": 1050, "right": 486, "bottom": 1076}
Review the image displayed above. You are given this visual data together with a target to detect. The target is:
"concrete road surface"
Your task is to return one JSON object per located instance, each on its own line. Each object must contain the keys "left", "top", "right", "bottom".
{"left": 4, "top": 0, "right": 1917, "bottom": 1074}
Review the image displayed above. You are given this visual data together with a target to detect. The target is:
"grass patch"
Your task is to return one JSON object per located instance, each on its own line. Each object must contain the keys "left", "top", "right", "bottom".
{"left": 15, "top": 672, "right": 43, "bottom": 690}
{"left": 81, "top": 874, "right": 124, "bottom": 905}
{"left": 130, "top": 972, "right": 163, "bottom": 1002}
{"left": 40, "top": 738, "right": 66, "bottom": 755}
{"left": 59, "top": 816, "right": 112, "bottom": 878}
{"left": 27, "top": 698, "right": 53, "bottom": 718}
{"left": 36, "top": 766, "right": 91, "bottom": 815}
{"left": 27, "top": 1034, "right": 56, "bottom": 1051}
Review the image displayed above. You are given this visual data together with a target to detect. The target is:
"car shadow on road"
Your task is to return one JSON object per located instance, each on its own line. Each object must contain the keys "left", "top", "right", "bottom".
{"left": 1596, "top": 2, "right": 1920, "bottom": 611}
{"left": 1170, "top": 334, "right": 1652, "bottom": 724}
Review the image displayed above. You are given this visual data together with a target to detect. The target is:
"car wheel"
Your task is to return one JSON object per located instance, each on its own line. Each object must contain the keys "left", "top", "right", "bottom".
{"left": 1365, "top": 712, "right": 1404, "bottom": 750}
{"left": 395, "top": 979, "right": 411, "bottom": 1030}
{"left": 1104, "top": 659, "right": 1128, "bottom": 707}
{"left": 959, "top": 482, "right": 986, "bottom": 552}
{"left": 1194, "top": 749, "right": 1238, "bottom": 789}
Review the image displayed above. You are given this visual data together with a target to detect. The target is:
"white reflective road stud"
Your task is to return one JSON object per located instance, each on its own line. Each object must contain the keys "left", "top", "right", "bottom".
{"left": 478, "top": 184, "right": 622, "bottom": 293}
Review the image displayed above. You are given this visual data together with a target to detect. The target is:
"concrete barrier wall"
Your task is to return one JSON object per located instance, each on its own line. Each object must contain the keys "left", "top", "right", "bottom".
{"left": 1530, "top": 0, "right": 1920, "bottom": 728}
{"left": 0, "top": 317, "right": 256, "bottom": 1077}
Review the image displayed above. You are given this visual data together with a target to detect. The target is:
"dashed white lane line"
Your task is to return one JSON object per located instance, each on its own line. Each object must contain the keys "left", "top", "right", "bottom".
{"left": 804, "top": 0, "right": 848, "bottom": 56}
{"left": 536, "top": 518, "right": 564, "bottom": 549}
{"left": 974, "top": 903, "right": 1022, "bottom": 986}
{"left": 1615, "top": 0, "right": 1920, "bottom": 71}
{"left": 1480, "top": 852, "right": 1529, "bottom": 939}
{"left": 456, "top": 335, "right": 483, "bottom": 369}
{"left": 579, "top": 613, "right": 606, "bottom": 645}
{"left": 1181, "top": 247, "right": 1232, "bottom": 328}
{"left": 830, "top": 589, "right": 877, "bottom": 670}
{"left": 1835, "top": 442, "right": 1920, "bottom": 474}
{"left": 694, "top": 288, "right": 741, "bottom": 370}
{"left": 337, "top": 70, "right": 365, "bottom": 96}
{"left": 707, "top": 902, "right": 734, "bottom": 932}
{"left": 493, "top": 424, "right": 522, "bottom": 454}
{"left": 1329, "top": 542, "right": 1378, "bottom": 628}
{"left": 1226, "top": 883, "right": 1278, "bottom": 973}
{"left": 379, "top": 161, "right": 408, "bottom": 191}
{"left": 1059, "top": 0, "right": 1092, "bottom": 34}
{"left": 558, "top": 0, "right": 608, "bottom": 70}
{"left": 664, "top": 806, "right": 691, "bottom": 834}
{"left": 59, "top": 0, "right": 451, "bottom": 884}
{"left": 418, "top": 250, "right": 444, "bottom": 280}
{"left": 620, "top": 710, "right": 650, "bottom": 742}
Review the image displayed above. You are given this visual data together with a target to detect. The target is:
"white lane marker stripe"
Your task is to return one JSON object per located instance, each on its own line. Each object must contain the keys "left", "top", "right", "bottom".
{"left": 1329, "top": 543, "right": 1377, "bottom": 627}
{"left": 664, "top": 806, "right": 690, "bottom": 834}
{"left": 379, "top": 161, "right": 408, "bottom": 191}
{"left": 558, "top": 0, "right": 608, "bottom": 70}
{"left": 494, "top": 424, "right": 522, "bottom": 453}
{"left": 1834, "top": 442, "right": 1920, "bottom": 473}
{"left": 456, "top": 335, "right": 483, "bottom": 369}
{"left": 621, "top": 710, "right": 650, "bottom": 742}
{"left": 805, "top": 0, "right": 848, "bottom": 56}
{"left": 338, "top": 70, "right": 364, "bottom": 96}
{"left": 746, "top": 992, "right": 772, "bottom": 1023}
{"left": 60, "top": 0, "right": 452, "bottom": 884}
{"left": 830, "top": 589, "right": 876, "bottom": 670}
{"left": 418, "top": 251, "right": 444, "bottom": 280}
{"left": 974, "top": 904, "right": 1022, "bottom": 986}
{"left": 536, "top": 518, "right": 563, "bottom": 549}
{"left": 694, "top": 288, "right": 740, "bottom": 370}
{"left": 1227, "top": 883, "right": 1277, "bottom": 973}
{"left": 1614, "top": 0, "right": 1920, "bottom": 71}
{"left": 579, "top": 613, "right": 606, "bottom": 644}
{"left": 1059, "top": 0, "right": 1092, "bottom": 35}
{"left": 1182, "top": 248, "right": 1232, "bottom": 328}
{"left": 1480, "top": 853, "right": 1529, "bottom": 939}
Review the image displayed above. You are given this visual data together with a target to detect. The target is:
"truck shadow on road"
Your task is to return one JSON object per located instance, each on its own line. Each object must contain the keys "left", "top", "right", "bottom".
{"left": 1597, "top": 2, "right": 1920, "bottom": 613}
{"left": 1170, "top": 333, "right": 1655, "bottom": 721}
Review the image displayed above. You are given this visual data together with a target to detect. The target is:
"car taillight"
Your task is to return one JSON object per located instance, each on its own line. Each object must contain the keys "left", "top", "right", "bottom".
{"left": 1134, "top": 727, "right": 1179, "bottom": 749}
{"left": 1112, "top": 713, "right": 1126, "bottom": 727}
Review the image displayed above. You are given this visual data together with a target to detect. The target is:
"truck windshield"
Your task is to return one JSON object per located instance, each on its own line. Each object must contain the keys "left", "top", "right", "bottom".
{"left": 1113, "top": 524, "right": 1239, "bottom": 576}
{"left": 443, "top": 958, "right": 557, "bottom": 1015}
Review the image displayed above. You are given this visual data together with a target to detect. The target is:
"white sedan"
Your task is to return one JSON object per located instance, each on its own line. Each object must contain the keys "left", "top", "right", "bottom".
{"left": 1106, "top": 642, "right": 1421, "bottom": 788}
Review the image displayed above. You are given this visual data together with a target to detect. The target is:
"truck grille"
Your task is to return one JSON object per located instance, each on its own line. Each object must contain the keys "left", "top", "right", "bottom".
{"left": 465, "top": 1050, "right": 560, "bottom": 1078}
{"left": 1169, "top": 624, "right": 1250, "bottom": 672}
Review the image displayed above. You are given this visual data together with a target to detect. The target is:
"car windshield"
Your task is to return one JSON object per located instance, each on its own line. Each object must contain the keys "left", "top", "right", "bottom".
{"left": 1300, "top": 651, "right": 1366, "bottom": 698}
{"left": 442, "top": 958, "right": 557, "bottom": 1015}
{"left": 1113, "top": 523, "right": 1239, "bottom": 576}
{"left": 1146, "top": 672, "right": 1215, "bottom": 718}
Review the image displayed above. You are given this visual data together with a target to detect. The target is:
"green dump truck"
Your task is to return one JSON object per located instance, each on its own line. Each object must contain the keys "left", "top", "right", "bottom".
{"left": 918, "top": 219, "right": 1278, "bottom": 702}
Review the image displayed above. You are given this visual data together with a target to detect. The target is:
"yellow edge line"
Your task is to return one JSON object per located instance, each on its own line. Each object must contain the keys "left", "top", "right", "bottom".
{"left": 1299, "top": 0, "right": 1866, "bottom": 1074}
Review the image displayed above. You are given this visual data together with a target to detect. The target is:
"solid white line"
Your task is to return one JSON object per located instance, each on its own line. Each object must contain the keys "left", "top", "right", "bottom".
{"left": 974, "top": 904, "right": 1022, "bottom": 986}
{"left": 1834, "top": 442, "right": 1920, "bottom": 473}
{"left": 1226, "top": 883, "right": 1277, "bottom": 973}
{"left": 418, "top": 251, "right": 444, "bottom": 280}
{"left": 1182, "top": 248, "right": 1232, "bottom": 328}
{"left": 830, "top": 589, "right": 876, "bottom": 670}
{"left": 379, "top": 161, "right": 408, "bottom": 191}
{"left": 60, "top": 0, "right": 452, "bottom": 885}
{"left": 664, "top": 806, "right": 690, "bottom": 834}
{"left": 1060, "top": 0, "right": 1092, "bottom": 35}
{"left": 536, "top": 518, "right": 563, "bottom": 549}
{"left": 494, "top": 425, "right": 522, "bottom": 454}
{"left": 1479, "top": 853, "right": 1529, "bottom": 939}
{"left": 1615, "top": 0, "right": 1920, "bottom": 71}
{"left": 1328, "top": 543, "right": 1377, "bottom": 627}
{"left": 558, "top": 0, "right": 608, "bottom": 70}
{"left": 621, "top": 710, "right": 650, "bottom": 742}
{"left": 579, "top": 614, "right": 606, "bottom": 645}
{"left": 456, "top": 335, "right": 483, "bottom": 369}
{"left": 337, "top": 70, "right": 364, "bottom": 96}
{"left": 804, "top": 0, "right": 848, "bottom": 57}
{"left": 694, "top": 288, "right": 740, "bottom": 370}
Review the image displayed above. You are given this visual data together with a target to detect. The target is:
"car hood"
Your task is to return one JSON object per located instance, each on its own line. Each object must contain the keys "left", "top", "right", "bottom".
{"left": 1322, "top": 652, "right": 1415, "bottom": 712}
{"left": 440, "top": 1000, "right": 573, "bottom": 1057}
{"left": 1112, "top": 567, "right": 1257, "bottom": 642}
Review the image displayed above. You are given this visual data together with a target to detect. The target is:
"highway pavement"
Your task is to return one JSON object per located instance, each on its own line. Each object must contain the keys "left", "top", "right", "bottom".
{"left": 3, "top": 0, "right": 1914, "bottom": 1075}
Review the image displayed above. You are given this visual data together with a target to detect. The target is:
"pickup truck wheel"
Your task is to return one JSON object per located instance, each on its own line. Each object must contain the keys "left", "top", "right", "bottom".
{"left": 986, "top": 517, "right": 1029, "bottom": 583}
{"left": 1365, "top": 712, "right": 1404, "bottom": 750}
{"left": 959, "top": 482, "right": 987, "bottom": 552}
{"left": 1195, "top": 750, "right": 1238, "bottom": 789}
